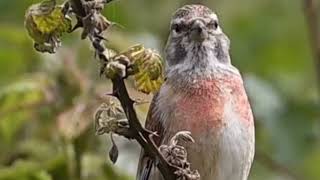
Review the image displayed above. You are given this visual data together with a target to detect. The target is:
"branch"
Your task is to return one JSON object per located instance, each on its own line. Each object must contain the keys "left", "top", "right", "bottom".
{"left": 304, "top": 0, "right": 320, "bottom": 95}
{"left": 68, "top": 0, "right": 178, "bottom": 179}
{"left": 111, "top": 78, "right": 177, "bottom": 179}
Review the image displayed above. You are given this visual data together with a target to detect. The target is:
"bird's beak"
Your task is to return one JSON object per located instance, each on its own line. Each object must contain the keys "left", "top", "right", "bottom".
{"left": 190, "top": 19, "right": 208, "bottom": 42}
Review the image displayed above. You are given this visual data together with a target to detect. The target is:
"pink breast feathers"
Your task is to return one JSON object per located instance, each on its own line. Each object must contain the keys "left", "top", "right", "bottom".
{"left": 173, "top": 77, "right": 225, "bottom": 134}
{"left": 173, "top": 74, "right": 253, "bottom": 134}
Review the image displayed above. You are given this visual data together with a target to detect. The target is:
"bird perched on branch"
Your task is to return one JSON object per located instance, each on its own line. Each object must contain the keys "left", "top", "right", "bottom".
{"left": 137, "top": 4, "right": 255, "bottom": 180}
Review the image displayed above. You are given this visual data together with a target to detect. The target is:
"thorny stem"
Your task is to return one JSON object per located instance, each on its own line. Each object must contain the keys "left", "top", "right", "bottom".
{"left": 112, "top": 77, "right": 177, "bottom": 179}
{"left": 69, "top": 0, "right": 177, "bottom": 179}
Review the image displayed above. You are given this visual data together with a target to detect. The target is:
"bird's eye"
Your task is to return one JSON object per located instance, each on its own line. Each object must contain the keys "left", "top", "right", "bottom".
{"left": 172, "top": 23, "right": 184, "bottom": 33}
{"left": 208, "top": 20, "right": 218, "bottom": 30}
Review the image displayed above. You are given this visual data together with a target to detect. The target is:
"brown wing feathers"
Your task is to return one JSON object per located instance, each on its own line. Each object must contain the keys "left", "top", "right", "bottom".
{"left": 136, "top": 93, "right": 164, "bottom": 180}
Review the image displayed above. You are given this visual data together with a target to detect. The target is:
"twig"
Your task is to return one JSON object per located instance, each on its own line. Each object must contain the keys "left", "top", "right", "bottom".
{"left": 304, "top": 0, "right": 320, "bottom": 95}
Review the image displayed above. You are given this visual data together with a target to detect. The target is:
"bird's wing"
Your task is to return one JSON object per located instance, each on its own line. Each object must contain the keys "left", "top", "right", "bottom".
{"left": 230, "top": 73, "right": 255, "bottom": 178}
{"left": 136, "top": 93, "right": 164, "bottom": 180}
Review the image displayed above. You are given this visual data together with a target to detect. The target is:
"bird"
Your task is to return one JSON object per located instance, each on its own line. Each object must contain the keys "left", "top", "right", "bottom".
{"left": 137, "top": 4, "right": 255, "bottom": 180}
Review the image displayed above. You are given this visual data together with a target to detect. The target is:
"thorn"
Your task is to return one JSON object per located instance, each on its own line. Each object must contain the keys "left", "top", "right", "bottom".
{"left": 105, "top": 92, "right": 117, "bottom": 97}
{"left": 99, "top": 54, "right": 108, "bottom": 62}
{"left": 110, "top": 21, "right": 125, "bottom": 30}
{"left": 95, "top": 34, "right": 108, "bottom": 41}
{"left": 133, "top": 98, "right": 150, "bottom": 105}
{"left": 92, "top": 39, "right": 105, "bottom": 53}
{"left": 111, "top": 90, "right": 120, "bottom": 98}
{"left": 99, "top": 63, "right": 106, "bottom": 76}
{"left": 62, "top": 1, "right": 70, "bottom": 16}
{"left": 149, "top": 131, "right": 159, "bottom": 139}
{"left": 71, "top": 17, "right": 83, "bottom": 32}
{"left": 143, "top": 128, "right": 158, "bottom": 137}
{"left": 128, "top": 98, "right": 135, "bottom": 105}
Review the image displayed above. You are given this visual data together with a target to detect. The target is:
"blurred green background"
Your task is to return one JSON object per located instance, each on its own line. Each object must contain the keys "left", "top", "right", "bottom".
{"left": 0, "top": 0, "right": 319, "bottom": 180}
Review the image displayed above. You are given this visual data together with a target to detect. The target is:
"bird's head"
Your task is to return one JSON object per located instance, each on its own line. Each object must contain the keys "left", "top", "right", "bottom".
{"left": 165, "top": 4, "right": 231, "bottom": 72}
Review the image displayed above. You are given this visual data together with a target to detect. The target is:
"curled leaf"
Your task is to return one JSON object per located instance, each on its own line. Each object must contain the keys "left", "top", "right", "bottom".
{"left": 133, "top": 49, "right": 164, "bottom": 94}
{"left": 94, "top": 98, "right": 127, "bottom": 135}
{"left": 119, "top": 44, "right": 146, "bottom": 62}
{"left": 109, "top": 133, "right": 119, "bottom": 164}
{"left": 170, "top": 131, "right": 195, "bottom": 146}
{"left": 106, "top": 44, "right": 164, "bottom": 94}
{"left": 104, "top": 61, "right": 127, "bottom": 79}
{"left": 159, "top": 131, "right": 199, "bottom": 180}
{"left": 104, "top": 55, "right": 130, "bottom": 79}
{"left": 24, "top": 0, "right": 71, "bottom": 53}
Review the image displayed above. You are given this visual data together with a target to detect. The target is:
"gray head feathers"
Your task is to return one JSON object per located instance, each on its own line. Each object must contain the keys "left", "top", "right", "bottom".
{"left": 164, "top": 4, "right": 232, "bottom": 78}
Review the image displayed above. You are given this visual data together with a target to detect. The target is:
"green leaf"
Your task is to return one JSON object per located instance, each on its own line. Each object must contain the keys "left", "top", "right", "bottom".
{"left": 107, "top": 44, "right": 164, "bottom": 94}
{"left": 133, "top": 47, "right": 164, "bottom": 94}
